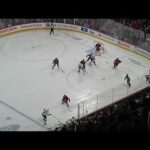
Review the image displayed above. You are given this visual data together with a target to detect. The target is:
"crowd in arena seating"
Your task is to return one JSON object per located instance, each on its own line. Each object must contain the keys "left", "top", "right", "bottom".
{"left": 115, "top": 19, "right": 150, "bottom": 41}
{"left": 54, "top": 87, "right": 150, "bottom": 131}
{"left": 1, "top": 19, "right": 150, "bottom": 42}
{"left": 1, "top": 19, "right": 150, "bottom": 36}
{"left": 76, "top": 19, "right": 150, "bottom": 51}
{"left": 0, "top": 19, "right": 54, "bottom": 29}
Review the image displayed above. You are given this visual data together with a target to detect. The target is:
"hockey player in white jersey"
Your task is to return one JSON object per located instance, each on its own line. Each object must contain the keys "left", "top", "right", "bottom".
{"left": 42, "top": 109, "right": 51, "bottom": 125}
{"left": 86, "top": 53, "right": 96, "bottom": 65}
{"left": 42, "top": 109, "right": 48, "bottom": 125}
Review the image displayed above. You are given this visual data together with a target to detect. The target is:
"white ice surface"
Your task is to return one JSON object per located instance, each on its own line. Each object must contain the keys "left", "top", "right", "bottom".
{"left": 0, "top": 30, "right": 149, "bottom": 131}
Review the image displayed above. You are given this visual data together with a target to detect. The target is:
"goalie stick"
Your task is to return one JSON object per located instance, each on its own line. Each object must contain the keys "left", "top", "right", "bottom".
{"left": 59, "top": 67, "right": 65, "bottom": 73}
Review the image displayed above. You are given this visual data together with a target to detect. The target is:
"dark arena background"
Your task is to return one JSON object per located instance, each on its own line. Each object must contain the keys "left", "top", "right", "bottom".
{"left": 0, "top": 19, "right": 150, "bottom": 131}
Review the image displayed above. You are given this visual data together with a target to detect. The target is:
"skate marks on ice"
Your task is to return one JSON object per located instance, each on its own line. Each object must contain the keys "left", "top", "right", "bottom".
{"left": 0, "top": 34, "right": 68, "bottom": 62}
{"left": 48, "top": 36, "right": 68, "bottom": 59}
{"left": 65, "top": 66, "right": 108, "bottom": 92}
{"left": 66, "top": 68, "right": 81, "bottom": 91}
{"left": 63, "top": 32, "right": 83, "bottom": 40}
{"left": 59, "top": 66, "right": 65, "bottom": 73}
{"left": 61, "top": 102, "right": 72, "bottom": 112}
{"left": 128, "top": 57, "right": 147, "bottom": 68}
{"left": 101, "top": 55, "right": 141, "bottom": 77}
{"left": 61, "top": 32, "right": 93, "bottom": 49}
{"left": 66, "top": 67, "right": 93, "bottom": 92}
{"left": 39, "top": 60, "right": 66, "bottom": 74}
{"left": 49, "top": 66, "right": 66, "bottom": 76}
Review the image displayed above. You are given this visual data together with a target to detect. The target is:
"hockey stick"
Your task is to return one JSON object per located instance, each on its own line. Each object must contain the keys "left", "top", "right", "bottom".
{"left": 83, "top": 69, "right": 88, "bottom": 74}
{"left": 83, "top": 70, "right": 86, "bottom": 75}
{"left": 58, "top": 65, "right": 65, "bottom": 73}
{"left": 44, "top": 108, "right": 62, "bottom": 121}
{"left": 51, "top": 64, "right": 65, "bottom": 73}
{"left": 48, "top": 113, "right": 62, "bottom": 122}
{"left": 59, "top": 68, "right": 65, "bottom": 73}
{"left": 66, "top": 104, "right": 71, "bottom": 111}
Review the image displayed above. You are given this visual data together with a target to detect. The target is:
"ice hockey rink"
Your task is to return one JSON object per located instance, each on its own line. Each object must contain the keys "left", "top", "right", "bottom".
{"left": 0, "top": 29, "right": 150, "bottom": 131}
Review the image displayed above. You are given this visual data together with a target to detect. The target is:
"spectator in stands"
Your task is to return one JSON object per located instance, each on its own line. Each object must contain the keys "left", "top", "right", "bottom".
{"left": 57, "top": 86, "right": 150, "bottom": 131}
{"left": 147, "top": 111, "right": 150, "bottom": 131}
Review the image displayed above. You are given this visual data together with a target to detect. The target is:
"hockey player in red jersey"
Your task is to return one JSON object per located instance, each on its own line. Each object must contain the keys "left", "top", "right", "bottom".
{"left": 78, "top": 59, "right": 86, "bottom": 74}
{"left": 52, "top": 58, "right": 59, "bottom": 69}
{"left": 62, "top": 95, "right": 70, "bottom": 107}
{"left": 113, "top": 58, "right": 121, "bottom": 69}
{"left": 86, "top": 53, "right": 96, "bottom": 65}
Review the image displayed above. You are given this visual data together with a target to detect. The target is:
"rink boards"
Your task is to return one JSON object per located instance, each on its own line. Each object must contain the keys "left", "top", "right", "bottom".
{"left": 0, "top": 22, "right": 150, "bottom": 61}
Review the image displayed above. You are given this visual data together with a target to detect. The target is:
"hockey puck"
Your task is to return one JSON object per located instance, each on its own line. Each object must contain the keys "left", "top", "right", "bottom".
{"left": 5, "top": 116, "right": 12, "bottom": 120}
{"left": 101, "top": 78, "right": 106, "bottom": 80}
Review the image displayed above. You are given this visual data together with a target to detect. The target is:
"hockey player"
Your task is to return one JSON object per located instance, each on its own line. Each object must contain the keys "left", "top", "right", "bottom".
{"left": 78, "top": 59, "right": 86, "bottom": 74}
{"left": 42, "top": 109, "right": 48, "bottom": 125}
{"left": 86, "top": 53, "right": 92, "bottom": 62}
{"left": 80, "top": 59, "right": 86, "bottom": 69}
{"left": 49, "top": 22, "right": 54, "bottom": 35}
{"left": 113, "top": 58, "right": 122, "bottom": 69}
{"left": 42, "top": 109, "right": 51, "bottom": 125}
{"left": 52, "top": 58, "right": 59, "bottom": 69}
{"left": 62, "top": 95, "right": 70, "bottom": 107}
{"left": 95, "top": 42, "right": 101, "bottom": 51}
{"left": 145, "top": 75, "right": 150, "bottom": 83}
{"left": 124, "top": 74, "right": 131, "bottom": 87}
{"left": 90, "top": 55, "right": 96, "bottom": 65}
{"left": 78, "top": 62, "right": 85, "bottom": 73}
{"left": 86, "top": 53, "right": 96, "bottom": 65}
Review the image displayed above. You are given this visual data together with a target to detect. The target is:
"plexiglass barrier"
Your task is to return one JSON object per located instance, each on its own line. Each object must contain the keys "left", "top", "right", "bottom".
{"left": 77, "top": 72, "right": 150, "bottom": 119}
